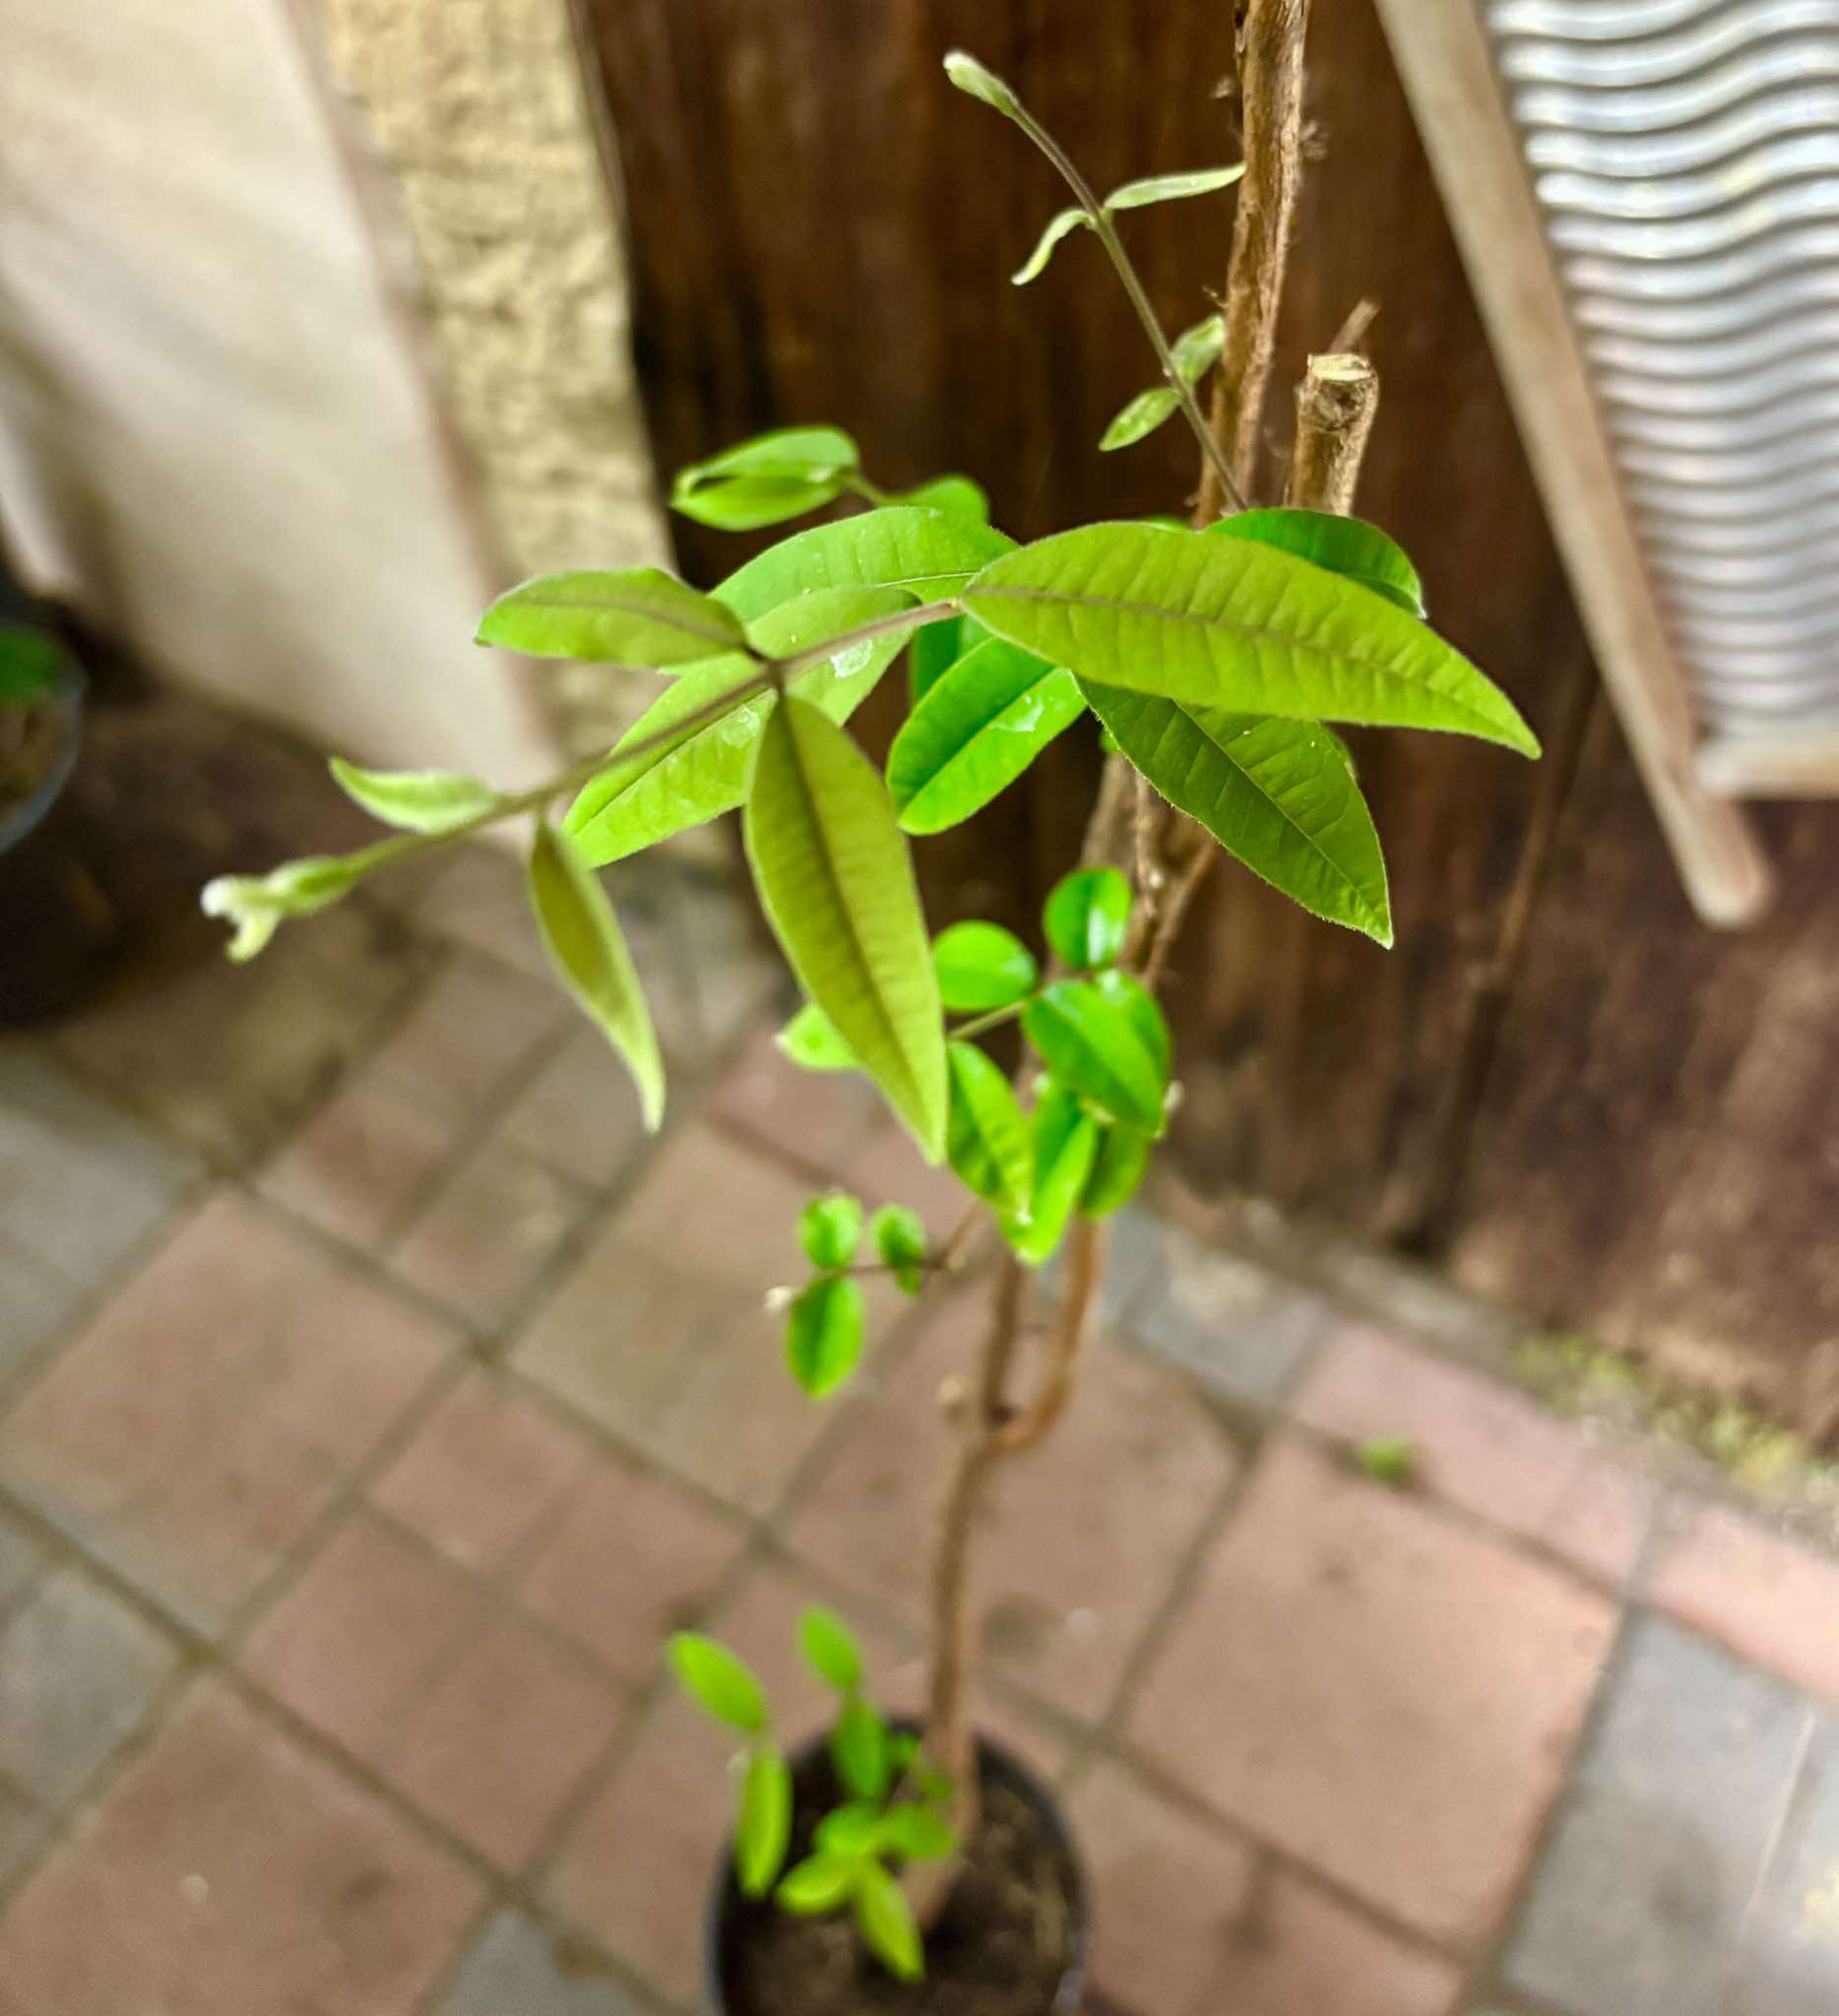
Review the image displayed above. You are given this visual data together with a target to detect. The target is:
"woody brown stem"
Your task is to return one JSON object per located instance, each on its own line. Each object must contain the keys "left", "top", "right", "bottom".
{"left": 1195, "top": 0, "right": 1312, "bottom": 518}
{"left": 1289, "top": 349, "right": 1379, "bottom": 513}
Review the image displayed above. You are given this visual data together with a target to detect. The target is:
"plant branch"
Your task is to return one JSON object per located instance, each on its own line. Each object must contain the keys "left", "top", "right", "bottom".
{"left": 1289, "top": 350, "right": 1379, "bottom": 513}
{"left": 771, "top": 598, "right": 959, "bottom": 680}
{"left": 993, "top": 1218, "right": 1105, "bottom": 1454}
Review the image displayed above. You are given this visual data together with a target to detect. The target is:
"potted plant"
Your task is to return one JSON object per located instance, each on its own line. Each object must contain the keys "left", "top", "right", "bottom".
{"left": 203, "top": 12, "right": 1538, "bottom": 2009}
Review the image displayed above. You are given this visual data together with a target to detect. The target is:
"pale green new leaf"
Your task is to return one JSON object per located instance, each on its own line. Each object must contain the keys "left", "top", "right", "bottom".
{"left": 932, "top": 920, "right": 1037, "bottom": 1012}
{"left": 895, "top": 473, "right": 989, "bottom": 521}
{"left": 855, "top": 1861, "right": 924, "bottom": 1982}
{"left": 477, "top": 567, "right": 748, "bottom": 665}
{"left": 1172, "top": 313, "right": 1226, "bottom": 383}
{"left": 565, "top": 588, "right": 913, "bottom": 866}
{"left": 943, "top": 48, "right": 1020, "bottom": 117}
{"left": 668, "top": 1634, "right": 768, "bottom": 1733}
{"left": 1105, "top": 163, "right": 1245, "bottom": 211}
{"left": 1083, "top": 680, "right": 1392, "bottom": 943}
{"left": 735, "top": 1747, "right": 793, "bottom": 1898}
{"left": 778, "top": 1003, "right": 858, "bottom": 1071}
{"left": 1081, "top": 1123, "right": 1153, "bottom": 1219}
{"left": 945, "top": 1041, "right": 1034, "bottom": 1216}
{"left": 715, "top": 507, "right": 1014, "bottom": 623}
{"left": 797, "top": 1606, "right": 863, "bottom": 1691}
{"left": 1210, "top": 508, "right": 1426, "bottom": 617}
{"left": 671, "top": 425, "right": 859, "bottom": 531}
{"left": 870, "top": 1204, "right": 927, "bottom": 1293}
{"left": 329, "top": 758, "right": 497, "bottom": 835}
{"left": 831, "top": 1697, "right": 891, "bottom": 1801}
{"left": 962, "top": 524, "right": 1539, "bottom": 755}
{"left": 1013, "top": 206, "right": 1090, "bottom": 285}
{"left": 1100, "top": 388, "right": 1179, "bottom": 452}
{"left": 777, "top": 1855, "right": 856, "bottom": 1916}
{"left": 887, "top": 640, "right": 1085, "bottom": 833}
{"left": 786, "top": 1275, "right": 867, "bottom": 1398}
{"left": 1043, "top": 865, "right": 1131, "bottom": 971}
{"left": 743, "top": 696, "right": 948, "bottom": 1159}
{"left": 1023, "top": 973, "right": 1170, "bottom": 1135}
{"left": 799, "top": 1193, "right": 863, "bottom": 1270}
{"left": 526, "top": 825, "right": 665, "bottom": 1130}
{"left": 1004, "top": 1084, "right": 1102, "bottom": 1266}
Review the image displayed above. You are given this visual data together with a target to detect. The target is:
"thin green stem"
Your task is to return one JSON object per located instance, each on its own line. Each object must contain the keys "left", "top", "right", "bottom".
{"left": 844, "top": 472, "right": 899, "bottom": 508}
{"left": 998, "top": 95, "right": 1248, "bottom": 516}
{"left": 947, "top": 997, "right": 1035, "bottom": 1043}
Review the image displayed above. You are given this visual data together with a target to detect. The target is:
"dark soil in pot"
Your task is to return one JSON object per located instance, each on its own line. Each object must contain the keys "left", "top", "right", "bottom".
{"left": 709, "top": 1732, "right": 1085, "bottom": 2016}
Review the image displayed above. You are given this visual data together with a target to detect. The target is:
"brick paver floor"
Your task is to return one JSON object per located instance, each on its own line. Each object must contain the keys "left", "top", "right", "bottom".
{"left": 4, "top": 782, "right": 1839, "bottom": 2012}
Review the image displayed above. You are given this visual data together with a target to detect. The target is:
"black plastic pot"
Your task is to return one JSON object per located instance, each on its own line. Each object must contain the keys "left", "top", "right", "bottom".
{"left": 705, "top": 1726, "right": 1088, "bottom": 2016}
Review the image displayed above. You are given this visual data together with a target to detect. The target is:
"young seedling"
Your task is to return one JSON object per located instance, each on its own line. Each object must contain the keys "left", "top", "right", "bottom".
{"left": 202, "top": 12, "right": 1538, "bottom": 1987}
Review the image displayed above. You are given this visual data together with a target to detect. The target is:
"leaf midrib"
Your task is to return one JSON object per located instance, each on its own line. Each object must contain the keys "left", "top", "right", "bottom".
{"left": 518, "top": 588, "right": 746, "bottom": 653}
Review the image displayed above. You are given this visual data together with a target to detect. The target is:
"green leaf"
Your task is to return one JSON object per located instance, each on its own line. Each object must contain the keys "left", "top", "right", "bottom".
{"left": 1082, "top": 682, "right": 1392, "bottom": 943}
{"left": 932, "top": 920, "right": 1038, "bottom": 1013}
{"left": 1357, "top": 1436, "right": 1418, "bottom": 1488}
{"left": 477, "top": 567, "right": 749, "bottom": 665}
{"left": 672, "top": 426, "right": 859, "bottom": 530}
{"left": 1042, "top": 866, "right": 1132, "bottom": 971}
{"left": 564, "top": 589, "right": 910, "bottom": 867}
{"left": 0, "top": 625, "right": 67, "bottom": 709}
{"left": 1005, "top": 1084, "right": 1102, "bottom": 1266}
{"left": 328, "top": 759, "right": 497, "bottom": 835}
{"left": 943, "top": 48, "right": 1020, "bottom": 117}
{"left": 909, "top": 613, "right": 989, "bottom": 706}
{"left": 869, "top": 1204, "right": 927, "bottom": 1293}
{"left": 677, "top": 475, "right": 845, "bottom": 531}
{"left": 815, "top": 1802, "right": 883, "bottom": 1859}
{"left": 945, "top": 1041, "right": 1034, "bottom": 1217}
{"left": 1105, "top": 162, "right": 1245, "bottom": 210}
{"left": 831, "top": 1697, "right": 892, "bottom": 1802}
{"left": 715, "top": 507, "right": 1014, "bottom": 623}
{"left": 526, "top": 825, "right": 665, "bottom": 1130}
{"left": 1172, "top": 313, "right": 1226, "bottom": 384}
{"left": 1081, "top": 1123, "right": 1153, "bottom": 1219}
{"left": 743, "top": 696, "right": 948, "bottom": 1159}
{"left": 1100, "top": 387, "right": 1179, "bottom": 452}
{"left": 799, "top": 1193, "right": 863, "bottom": 1270}
{"left": 962, "top": 524, "right": 1539, "bottom": 756}
{"left": 778, "top": 1003, "right": 858, "bottom": 1072}
{"left": 777, "top": 1855, "right": 857, "bottom": 1916}
{"left": 668, "top": 1634, "right": 768, "bottom": 1734}
{"left": 879, "top": 1804, "right": 957, "bottom": 1862}
{"left": 855, "top": 1860, "right": 925, "bottom": 1982}
{"left": 1211, "top": 508, "right": 1426, "bottom": 617}
{"left": 786, "top": 1276, "right": 868, "bottom": 1399}
{"left": 799, "top": 1606, "right": 864, "bottom": 1691}
{"left": 895, "top": 474, "right": 989, "bottom": 522}
{"left": 1012, "top": 206, "right": 1091, "bottom": 285}
{"left": 201, "top": 856, "right": 363, "bottom": 963}
{"left": 1023, "top": 974, "right": 1170, "bottom": 1134}
{"left": 735, "top": 1745, "right": 793, "bottom": 1898}
{"left": 887, "top": 641, "right": 1085, "bottom": 833}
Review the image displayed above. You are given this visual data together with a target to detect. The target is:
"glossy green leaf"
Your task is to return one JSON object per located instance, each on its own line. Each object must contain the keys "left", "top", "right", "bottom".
{"left": 564, "top": 589, "right": 911, "bottom": 867}
{"left": 799, "top": 1193, "right": 863, "bottom": 1270}
{"left": 831, "top": 1697, "right": 891, "bottom": 1802}
{"left": 735, "top": 1746, "right": 793, "bottom": 1898}
{"left": 1043, "top": 866, "right": 1131, "bottom": 971}
{"left": 476, "top": 567, "right": 748, "bottom": 665}
{"left": 869, "top": 1204, "right": 927, "bottom": 1293}
{"left": 909, "top": 612, "right": 989, "bottom": 706}
{"left": 1210, "top": 508, "right": 1426, "bottom": 617}
{"left": 329, "top": 759, "right": 496, "bottom": 835}
{"left": 855, "top": 1860, "right": 924, "bottom": 1982}
{"left": 1023, "top": 974, "right": 1170, "bottom": 1134}
{"left": 1012, "top": 206, "right": 1090, "bottom": 285}
{"left": 674, "top": 475, "right": 843, "bottom": 531}
{"left": 1105, "top": 162, "right": 1245, "bottom": 210}
{"left": 799, "top": 1606, "right": 864, "bottom": 1692}
{"left": 786, "top": 1276, "right": 867, "bottom": 1399}
{"left": 945, "top": 1041, "right": 1033, "bottom": 1216}
{"left": 672, "top": 426, "right": 858, "bottom": 531}
{"left": 0, "top": 625, "right": 67, "bottom": 709}
{"left": 962, "top": 524, "right": 1539, "bottom": 755}
{"left": 1081, "top": 1123, "right": 1153, "bottom": 1219}
{"left": 715, "top": 507, "right": 1014, "bottom": 623}
{"left": 777, "top": 1854, "right": 857, "bottom": 1916}
{"left": 1004, "top": 1084, "right": 1102, "bottom": 1266}
{"left": 668, "top": 1634, "right": 768, "bottom": 1734}
{"left": 1100, "top": 387, "right": 1179, "bottom": 452}
{"left": 815, "top": 1803, "right": 883, "bottom": 1859}
{"left": 888, "top": 641, "right": 1085, "bottom": 833}
{"left": 879, "top": 1804, "right": 956, "bottom": 1862}
{"left": 1082, "top": 682, "right": 1392, "bottom": 943}
{"left": 744, "top": 696, "right": 947, "bottom": 1159}
{"left": 932, "top": 920, "right": 1038, "bottom": 1013}
{"left": 895, "top": 474, "right": 989, "bottom": 521}
{"left": 777, "top": 1003, "right": 858, "bottom": 1072}
{"left": 1172, "top": 313, "right": 1226, "bottom": 383}
{"left": 526, "top": 825, "right": 665, "bottom": 1131}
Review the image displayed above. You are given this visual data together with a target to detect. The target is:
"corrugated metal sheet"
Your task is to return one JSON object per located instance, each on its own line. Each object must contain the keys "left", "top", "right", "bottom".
{"left": 1487, "top": 0, "right": 1839, "bottom": 740}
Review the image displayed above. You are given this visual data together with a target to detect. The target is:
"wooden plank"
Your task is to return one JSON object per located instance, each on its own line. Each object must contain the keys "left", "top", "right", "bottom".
{"left": 1372, "top": 0, "right": 1773, "bottom": 929}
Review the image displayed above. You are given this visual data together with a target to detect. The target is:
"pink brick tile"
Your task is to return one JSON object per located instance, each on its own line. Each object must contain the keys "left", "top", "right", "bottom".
{"left": 390, "top": 1142, "right": 592, "bottom": 1329}
{"left": 842, "top": 1117, "right": 976, "bottom": 1241}
{"left": 1127, "top": 1436, "right": 1616, "bottom": 1947}
{"left": 1220, "top": 1871, "right": 1462, "bottom": 2016}
{"left": 787, "top": 1292, "right": 1238, "bottom": 1720}
{"left": 1295, "top": 1324, "right": 1657, "bottom": 1584}
{"left": 1647, "top": 1498, "right": 1839, "bottom": 1708}
{"left": 0, "top": 1193, "right": 455, "bottom": 1632}
{"left": 612, "top": 1123, "right": 810, "bottom": 1293}
{"left": 258, "top": 1065, "right": 461, "bottom": 1250}
{"left": 390, "top": 1617, "right": 624, "bottom": 1869}
{"left": 0, "top": 1676, "right": 483, "bottom": 2016}
{"left": 368, "top": 952, "right": 562, "bottom": 1118}
{"left": 704, "top": 1029, "right": 884, "bottom": 1178}
{"left": 1070, "top": 1761, "right": 1257, "bottom": 2016}
{"left": 373, "top": 1369, "right": 589, "bottom": 1574}
{"left": 516, "top": 1458, "right": 746, "bottom": 1678}
{"left": 411, "top": 846, "right": 553, "bottom": 979}
{"left": 241, "top": 1509, "right": 476, "bottom": 1759}
{"left": 497, "top": 1027, "right": 652, "bottom": 1188}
